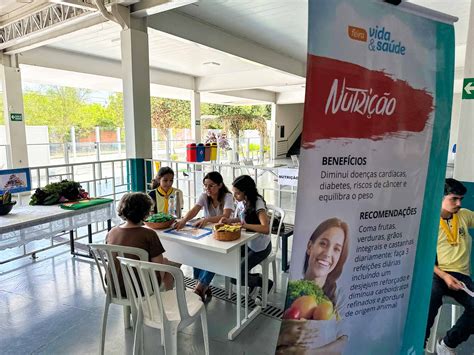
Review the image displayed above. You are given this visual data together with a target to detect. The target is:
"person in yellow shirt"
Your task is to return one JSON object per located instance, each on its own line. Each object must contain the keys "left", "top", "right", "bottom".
{"left": 148, "top": 167, "right": 183, "bottom": 218}
{"left": 425, "top": 178, "right": 474, "bottom": 355}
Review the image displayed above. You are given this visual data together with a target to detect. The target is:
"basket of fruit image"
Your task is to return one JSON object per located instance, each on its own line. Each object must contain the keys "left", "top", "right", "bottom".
{"left": 277, "top": 280, "right": 339, "bottom": 352}
{"left": 144, "top": 212, "right": 175, "bottom": 229}
{"left": 213, "top": 223, "right": 241, "bottom": 241}
{"left": 0, "top": 191, "right": 16, "bottom": 216}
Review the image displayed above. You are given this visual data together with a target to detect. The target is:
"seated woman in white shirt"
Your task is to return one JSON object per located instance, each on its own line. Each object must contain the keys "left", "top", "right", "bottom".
{"left": 220, "top": 174, "right": 273, "bottom": 296}
{"left": 175, "top": 171, "right": 234, "bottom": 302}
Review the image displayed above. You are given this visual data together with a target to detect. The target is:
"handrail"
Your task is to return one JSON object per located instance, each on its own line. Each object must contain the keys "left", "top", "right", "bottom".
{"left": 286, "top": 118, "right": 303, "bottom": 149}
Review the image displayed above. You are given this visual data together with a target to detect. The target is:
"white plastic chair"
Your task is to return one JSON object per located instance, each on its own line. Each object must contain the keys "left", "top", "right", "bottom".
{"left": 118, "top": 257, "right": 209, "bottom": 355}
{"left": 290, "top": 155, "right": 299, "bottom": 168}
{"left": 225, "top": 208, "right": 276, "bottom": 306}
{"left": 259, "top": 204, "right": 284, "bottom": 307}
{"left": 426, "top": 297, "right": 462, "bottom": 353}
{"left": 240, "top": 159, "right": 255, "bottom": 175}
{"left": 89, "top": 243, "right": 149, "bottom": 355}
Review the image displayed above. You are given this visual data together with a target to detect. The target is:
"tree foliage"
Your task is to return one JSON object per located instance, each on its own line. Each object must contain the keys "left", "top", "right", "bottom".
{"left": 201, "top": 103, "right": 270, "bottom": 119}
{"left": 201, "top": 103, "right": 270, "bottom": 136}
{"left": 6, "top": 84, "right": 271, "bottom": 145}
{"left": 150, "top": 97, "right": 190, "bottom": 134}
{"left": 22, "top": 87, "right": 124, "bottom": 143}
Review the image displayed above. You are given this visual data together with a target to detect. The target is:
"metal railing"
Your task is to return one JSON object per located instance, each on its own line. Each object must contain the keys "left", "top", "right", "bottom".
{"left": 1, "top": 157, "right": 297, "bottom": 264}
{"left": 145, "top": 159, "right": 297, "bottom": 223}
{"left": 0, "top": 159, "right": 131, "bottom": 264}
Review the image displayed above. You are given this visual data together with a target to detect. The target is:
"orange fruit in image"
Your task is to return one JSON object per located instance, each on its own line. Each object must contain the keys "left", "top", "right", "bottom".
{"left": 290, "top": 296, "right": 318, "bottom": 319}
{"left": 312, "top": 299, "right": 334, "bottom": 320}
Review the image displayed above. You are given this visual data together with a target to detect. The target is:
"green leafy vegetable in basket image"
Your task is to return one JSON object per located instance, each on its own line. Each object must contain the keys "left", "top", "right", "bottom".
{"left": 146, "top": 212, "right": 174, "bottom": 223}
{"left": 285, "top": 280, "right": 329, "bottom": 309}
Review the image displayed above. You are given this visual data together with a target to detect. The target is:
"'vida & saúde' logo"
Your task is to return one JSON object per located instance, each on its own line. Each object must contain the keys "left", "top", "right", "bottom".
{"left": 348, "top": 25, "right": 406, "bottom": 56}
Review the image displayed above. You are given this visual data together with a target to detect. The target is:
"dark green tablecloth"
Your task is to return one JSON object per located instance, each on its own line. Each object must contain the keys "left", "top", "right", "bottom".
{"left": 60, "top": 198, "right": 113, "bottom": 210}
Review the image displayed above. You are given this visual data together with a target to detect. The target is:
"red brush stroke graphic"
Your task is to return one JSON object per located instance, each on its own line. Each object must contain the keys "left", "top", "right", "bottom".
{"left": 302, "top": 55, "right": 434, "bottom": 147}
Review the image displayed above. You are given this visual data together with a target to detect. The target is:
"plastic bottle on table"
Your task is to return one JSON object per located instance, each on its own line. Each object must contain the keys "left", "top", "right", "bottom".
{"left": 239, "top": 209, "right": 245, "bottom": 225}
{"left": 169, "top": 195, "right": 176, "bottom": 217}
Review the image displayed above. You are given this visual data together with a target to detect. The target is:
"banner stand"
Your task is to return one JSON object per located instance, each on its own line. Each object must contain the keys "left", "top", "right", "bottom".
{"left": 275, "top": 1, "right": 456, "bottom": 354}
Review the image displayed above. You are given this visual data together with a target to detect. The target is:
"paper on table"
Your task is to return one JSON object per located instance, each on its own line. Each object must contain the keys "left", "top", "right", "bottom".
{"left": 460, "top": 282, "right": 474, "bottom": 297}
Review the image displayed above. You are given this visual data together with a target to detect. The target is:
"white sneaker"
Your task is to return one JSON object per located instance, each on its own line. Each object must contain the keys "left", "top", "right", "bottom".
{"left": 436, "top": 339, "right": 456, "bottom": 355}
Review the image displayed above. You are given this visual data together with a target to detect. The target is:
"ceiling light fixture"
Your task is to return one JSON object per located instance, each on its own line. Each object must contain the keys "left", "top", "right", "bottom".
{"left": 203, "top": 61, "right": 221, "bottom": 67}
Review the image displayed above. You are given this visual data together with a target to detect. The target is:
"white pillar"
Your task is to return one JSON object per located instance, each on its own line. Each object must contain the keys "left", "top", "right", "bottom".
{"left": 121, "top": 17, "right": 152, "bottom": 160}
{"left": 454, "top": 2, "right": 474, "bottom": 181}
{"left": 270, "top": 103, "right": 277, "bottom": 161}
{"left": 116, "top": 127, "right": 122, "bottom": 157}
{"left": 70, "top": 126, "right": 77, "bottom": 159}
{"left": 0, "top": 54, "right": 28, "bottom": 168}
{"left": 191, "top": 91, "right": 201, "bottom": 143}
{"left": 166, "top": 128, "right": 171, "bottom": 160}
{"left": 95, "top": 126, "right": 101, "bottom": 161}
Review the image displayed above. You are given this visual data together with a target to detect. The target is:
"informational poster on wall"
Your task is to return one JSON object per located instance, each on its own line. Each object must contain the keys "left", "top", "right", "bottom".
{"left": 276, "top": 1, "right": 454, "bottom": 354}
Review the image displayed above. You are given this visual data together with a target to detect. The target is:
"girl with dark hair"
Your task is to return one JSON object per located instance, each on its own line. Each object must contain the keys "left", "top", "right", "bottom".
{"left": 175, "top": 171, "right": 234, "bottom": 301}
{"left": 220, "top": 174, "right": 273, "bottom": 296}
{"left": 303, "top": 218, "right": 349, "bottom": 308}
{"left": 148, "top": 166, "right": 183, "bottom": 218}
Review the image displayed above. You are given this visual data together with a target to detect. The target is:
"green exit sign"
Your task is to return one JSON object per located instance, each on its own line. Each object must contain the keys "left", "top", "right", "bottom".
{"left": 10, "top": 113, "right": 23, "bottom": 121}
{"left": 462, "top": 78, "right": 474, "bottom": 99}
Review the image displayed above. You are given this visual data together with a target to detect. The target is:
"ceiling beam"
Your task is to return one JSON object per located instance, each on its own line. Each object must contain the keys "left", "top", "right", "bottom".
{"left": 131, "top": 0, "right": 197, "bottom": 17}
{"left": 196, "top": 68, "right": 305, "bottom": 92}
{"left": 147, "top": 11, "right": 306, "bottom": 79}
{"left": 215, "top": 89, "right": 276, "bottom": 104}
{"left": 276, "top": 90, "right": 305, "bottom": 104}
{"left": 1, "top": 9, "right": 103, "bottom": 54}
{"left": 19, "top": 46, "right": 195, "bottom": 90}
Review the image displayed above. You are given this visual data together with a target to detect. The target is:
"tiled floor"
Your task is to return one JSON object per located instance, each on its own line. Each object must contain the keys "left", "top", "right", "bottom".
{"left": 0, "top": 234, "right": 288, "bottom": 355}
{"left": 2, "top": 241, "right": 474, "bottom": 355}
{"left": 425, "top": 305, "right": 474, "bottom": 355}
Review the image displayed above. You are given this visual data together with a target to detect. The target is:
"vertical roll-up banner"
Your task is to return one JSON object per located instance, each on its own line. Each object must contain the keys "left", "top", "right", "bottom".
{"left": 276, "top": 1, "right": 454, "bottom": 354}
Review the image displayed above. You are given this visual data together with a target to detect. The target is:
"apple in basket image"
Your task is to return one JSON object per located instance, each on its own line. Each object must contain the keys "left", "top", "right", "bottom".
{"left": 277, "top": 280, "right": 341, "bottom": 352}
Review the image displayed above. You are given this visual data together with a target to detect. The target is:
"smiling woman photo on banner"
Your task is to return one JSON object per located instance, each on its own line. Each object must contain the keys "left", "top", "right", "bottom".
{"left": 277, "top": 217, "right": 350, "bottom": 354}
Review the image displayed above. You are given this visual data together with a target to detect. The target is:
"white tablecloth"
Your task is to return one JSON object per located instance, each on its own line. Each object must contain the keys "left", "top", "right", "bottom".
{"left": 0, "top": 203, "right": 115, "bottom": 251}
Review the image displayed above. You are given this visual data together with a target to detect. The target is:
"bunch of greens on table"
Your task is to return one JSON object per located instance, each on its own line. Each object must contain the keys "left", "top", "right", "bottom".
{"left": 285, "top": 280, "right": 329, "bottom": 309}
{"left": 30, "top": 180, "right": 89, "bottom": 205}
{"left": 146, "top": 212, "right": 174, "bottom": 223}
{"left": 0, "top": 191, "right": 13, "bottom": 205}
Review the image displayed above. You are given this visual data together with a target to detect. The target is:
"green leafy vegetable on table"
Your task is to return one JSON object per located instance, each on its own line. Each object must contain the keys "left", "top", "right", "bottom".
{"left": 146, "top": 212, "right": 174, "bottom": 223}
{"left": 30, "top": 180, "right": 89, "bottom": 205}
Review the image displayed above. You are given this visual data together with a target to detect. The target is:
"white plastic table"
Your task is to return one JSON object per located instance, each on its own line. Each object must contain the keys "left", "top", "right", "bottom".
{"left": 155, "top": 226, "right": 261, "bottom": 340}
{"left": 0, "top": 202, "right": 115, "bottom": 263}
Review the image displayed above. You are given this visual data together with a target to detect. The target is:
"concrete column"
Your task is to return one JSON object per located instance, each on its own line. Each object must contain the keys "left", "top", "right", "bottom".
{"left": 191, "top": 91, "right": 201, "bottom": 143}
{"left": 70, "top": 126, "right": 77, "bottom": 159}
{"left": 270, "top": 103, "right": 277, "bottom": 161}
{"left": 0, "top": 54, "right": 28, "bottom": 168}
{"left": 120, "top": 16, "right": 152, "bottom": 191}
{"left": 166, "top": 128, "right": 171, "bottom": 160}
{"left": 116, "top": 127, "right": 122, "bottom": 157}
{"left": 95, "top": 126, "right": 101, "bottom": 161}
{"left": 454, "top": 2, "right": 474, "bottom": 182}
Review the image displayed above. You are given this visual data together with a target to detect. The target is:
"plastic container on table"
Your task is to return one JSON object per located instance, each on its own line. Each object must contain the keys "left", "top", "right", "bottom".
{"left": 186, "top": 143, "right": 197, "bottom": 162}
{"left": 196, "top": 143, "right": 205, "bottom": 162}
{"left": 210, "top": 143, "right": 217, "bottom": 161}
{"left": 204, "top": 143, "right": 211, "bottom": 161}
